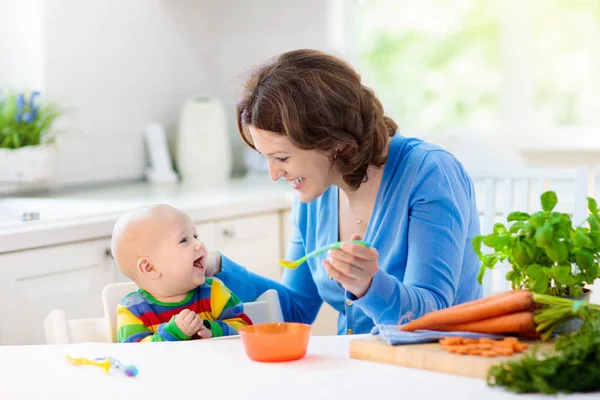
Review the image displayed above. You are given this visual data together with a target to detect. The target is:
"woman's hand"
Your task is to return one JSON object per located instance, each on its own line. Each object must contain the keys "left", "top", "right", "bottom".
{"left": 322, "top": 233, "right": 379, "bottom": 298}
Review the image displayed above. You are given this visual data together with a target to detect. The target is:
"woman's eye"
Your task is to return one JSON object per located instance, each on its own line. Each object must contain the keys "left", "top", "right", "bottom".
{"left": 275, "top": 157, "right": 289, "bottom": 163}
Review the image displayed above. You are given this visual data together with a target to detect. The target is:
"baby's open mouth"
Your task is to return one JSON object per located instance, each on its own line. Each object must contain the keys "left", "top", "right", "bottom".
{"left": 193, "top": 256, "right": 204, "bottom": 270}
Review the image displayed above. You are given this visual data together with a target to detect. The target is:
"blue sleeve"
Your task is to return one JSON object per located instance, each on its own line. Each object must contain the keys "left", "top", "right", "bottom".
{"left": 351, "top": 151, "right": 473, "bottom": 324}
{"left": 215, "top": 205, "right": 323, "bottom": 324}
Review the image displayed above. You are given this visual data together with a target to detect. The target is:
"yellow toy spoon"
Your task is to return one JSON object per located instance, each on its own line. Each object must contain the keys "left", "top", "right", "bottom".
{"left": 278, "top": 240, "right": 372, "bottom": 269}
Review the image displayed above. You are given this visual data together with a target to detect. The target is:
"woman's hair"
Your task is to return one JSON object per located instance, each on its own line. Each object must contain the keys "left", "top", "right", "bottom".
{"left": 236, "top": 49, "right": 398, "bottom": 190}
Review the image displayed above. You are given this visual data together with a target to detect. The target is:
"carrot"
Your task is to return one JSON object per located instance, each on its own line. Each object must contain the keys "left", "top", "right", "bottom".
{"left": 400, "top": 290, "right": 533, "bottom": 331}
{"left": 448, "top": 289, "right": 522, "bottom": 310}
{"left": 434, "top": 311, "right": 538, "bottom": 336}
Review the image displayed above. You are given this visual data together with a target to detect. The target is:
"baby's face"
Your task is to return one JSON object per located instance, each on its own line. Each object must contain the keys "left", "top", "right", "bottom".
{"left": 150, "top": 210, "right": 207, "bottom": 294}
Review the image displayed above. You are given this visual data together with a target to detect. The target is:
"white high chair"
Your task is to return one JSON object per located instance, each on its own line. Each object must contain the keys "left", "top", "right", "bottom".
{"left": 44, "top": 281, "right": 284, "bottom": 344}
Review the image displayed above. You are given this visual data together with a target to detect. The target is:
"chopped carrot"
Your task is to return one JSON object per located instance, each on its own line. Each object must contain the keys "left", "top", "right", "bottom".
{"left": 439, "top": 337, "right": 463, "bottom": 345}
{"left": 437, "top": 336, "right": 529, "bottom": 358}
{"left": 482, "top": 350, "right": 498, "bottom": 357}
{"left": 400, "top": 290, "right": 533, "bottom": 332}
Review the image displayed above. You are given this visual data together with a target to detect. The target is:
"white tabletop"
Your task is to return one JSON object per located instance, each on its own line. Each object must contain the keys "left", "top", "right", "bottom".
{"left": 0, "top": 335, "right": 594, "bottom": 400}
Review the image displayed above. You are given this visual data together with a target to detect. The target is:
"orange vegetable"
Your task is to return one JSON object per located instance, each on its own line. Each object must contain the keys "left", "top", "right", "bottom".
{"left": 438, "top": 336, "right": 528, "bottom": 357}
{"left": 434, "top": 311, "right": 538, "bottom": 337}
{"left": 400, "top": 290, "right": 533, "bottom": 332}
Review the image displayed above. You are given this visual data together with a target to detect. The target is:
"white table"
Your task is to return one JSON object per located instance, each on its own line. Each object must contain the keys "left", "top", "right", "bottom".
{"left": 0, "top": 335, "right": 594, "bottom": 400}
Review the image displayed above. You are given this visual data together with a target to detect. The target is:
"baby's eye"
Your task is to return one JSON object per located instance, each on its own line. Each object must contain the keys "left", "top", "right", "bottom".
{"left": 180, "top": 237, "right": 188, "bottom": 244}
{"left": 193, "top": 234, "right": 198, "bottom": 239}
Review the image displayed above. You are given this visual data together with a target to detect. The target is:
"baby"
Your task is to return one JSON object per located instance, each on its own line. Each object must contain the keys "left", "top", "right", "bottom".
{"left": 111, "top": 204, "right": 251, "bottom": 342}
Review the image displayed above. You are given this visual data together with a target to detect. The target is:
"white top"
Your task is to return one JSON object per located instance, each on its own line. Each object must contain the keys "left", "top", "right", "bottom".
{"left": 0, "top": 335, "right": 594, "bottom": 400}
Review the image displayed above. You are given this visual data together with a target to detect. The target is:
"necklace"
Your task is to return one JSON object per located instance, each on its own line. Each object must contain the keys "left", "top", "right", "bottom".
{"left": 351, "top": 177, "right": 374, "bottom": 225}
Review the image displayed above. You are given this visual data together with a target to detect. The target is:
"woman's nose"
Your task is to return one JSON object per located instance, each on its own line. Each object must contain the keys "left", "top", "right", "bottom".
{"left": 267, "top": 161, "right": 285, "bottom": 182}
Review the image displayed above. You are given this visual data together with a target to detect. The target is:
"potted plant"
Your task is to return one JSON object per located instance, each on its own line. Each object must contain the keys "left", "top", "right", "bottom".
{"left": 473, "top": 191, "right": 600, "bottom": 300}
{"left": 0, "top": 90, "right": 63, "bottom": 194}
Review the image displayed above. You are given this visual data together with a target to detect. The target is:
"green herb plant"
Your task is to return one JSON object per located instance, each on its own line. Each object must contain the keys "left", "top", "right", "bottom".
{"left": 473, "top": 191, "right": 600, "bottom": 298}
{"left": 487, "top": 301, "right": 600, "bottom": 394}
{"left": 0, "top": 90, "right": 63, "bottom": 149}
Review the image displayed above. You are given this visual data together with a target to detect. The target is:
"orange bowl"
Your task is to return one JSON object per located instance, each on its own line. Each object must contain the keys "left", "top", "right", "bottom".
{"left": 239, "top": 322, "right": 312, "bottom": 362}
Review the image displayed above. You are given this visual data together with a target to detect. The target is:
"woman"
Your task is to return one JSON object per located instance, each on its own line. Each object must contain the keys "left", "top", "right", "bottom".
{"left": 205, "top": 49, "right": 482, "bottom": 335}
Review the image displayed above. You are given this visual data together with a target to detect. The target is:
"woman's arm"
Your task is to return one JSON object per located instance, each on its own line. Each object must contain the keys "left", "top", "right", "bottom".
{"left": 351, "top": 151, "right": 477, "bottom": 325}
{"left": 210, "top": 210, "right": 323, "bottom": 325}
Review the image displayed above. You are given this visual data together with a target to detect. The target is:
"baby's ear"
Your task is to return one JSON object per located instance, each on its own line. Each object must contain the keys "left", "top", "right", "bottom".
{"left": 137, "top": 257, "right": 160, "bottom": 279}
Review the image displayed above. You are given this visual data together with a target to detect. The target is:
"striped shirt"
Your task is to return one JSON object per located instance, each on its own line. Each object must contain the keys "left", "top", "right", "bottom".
{"left": 117, "top": 278, "right": 252, "bottom": 342}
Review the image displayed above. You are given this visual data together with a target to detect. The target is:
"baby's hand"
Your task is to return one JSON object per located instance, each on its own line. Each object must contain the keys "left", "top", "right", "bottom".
{"left": 175, "top": 309, "right": 202, "bottom": 337}
{"left": 196, "top": 321, "right": 213, "bottom": 340}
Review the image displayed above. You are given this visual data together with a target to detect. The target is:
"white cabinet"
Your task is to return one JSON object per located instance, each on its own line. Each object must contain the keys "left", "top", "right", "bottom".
{"left": 214, "top": 213, "right": 282, "bottom": 281}
{"left": 0, "top": 239, "right": 119, "bottom": 345}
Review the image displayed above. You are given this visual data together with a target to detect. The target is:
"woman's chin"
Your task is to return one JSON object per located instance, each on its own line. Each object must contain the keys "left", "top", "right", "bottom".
{"left": 297, "top": 188, "right": 324, "bottom": 203}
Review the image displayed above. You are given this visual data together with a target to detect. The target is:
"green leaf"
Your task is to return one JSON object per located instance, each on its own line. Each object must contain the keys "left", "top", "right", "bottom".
{"left": 535, "top": 222, "right": 553, "bottom": 247}
{"left": 544, "top": 239, "right": 568, "bottom": 262}
{"left": 588, "top": 197, "right": 598, "bottom": 214}
{"left": 513, "top": 241, "right": 531, "bottom": 266}
{"left": 551, "top": 265, "right": 572, "bottom": 284}
{"left": 525, "top": 264, "right": 544, "bottom": 280}
{"left": 575, "top": 249, "right": 594, "bottom": 270}
{"left": 476, "top": 264, "right": 487, "bottom": 285}
{"left": 530, "top": 212, "right": 546, "bottom": 228}
{"left": 572, "top": 228, "right": 592, "bottom": 248}
{"left": 541, "top": 191, "right": 558, "bottom": 212}
{"left": 483, "top": 235, "right": 511, "bottom": 250}
{"left": 523, "top": 240, "right": 542, "bottom": 259}
{"left": 521, "top": 223, "right": 534, "bottom": 238}
{"left": 507, "top": 211, "right": 531, "bottom": 222}
{"left": 589, "top": 232, "right": 600, "bottom": 248}
{"left": 509, "top": 221, "right": 525, "bottom": 233}
{"left": 587, "top": 214, "right": 600, "bottom": 231}
{"left": 529, "top": 275, "right": 550, "bottom": 294}
{"left": 493, "top": 223, "right": 507, "bottom": 235}
{"left": 472, "top": 235, "right": 484, "bottom": 256}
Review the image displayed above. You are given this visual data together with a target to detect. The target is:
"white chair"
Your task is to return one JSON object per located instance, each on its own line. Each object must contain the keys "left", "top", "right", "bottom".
{"left": 469, "top": 166, "right": 595, "bottom": 297}
{"left": 44, "top": 282, "right": 284, "bottom": 344}
{"left": 43, "top": 310, "right": 112, "bottom": 344}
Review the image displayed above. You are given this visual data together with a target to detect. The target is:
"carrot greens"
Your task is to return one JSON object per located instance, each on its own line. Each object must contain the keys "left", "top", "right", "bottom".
{"left": 487, "top": 306, "right": 600, "bottom": 394}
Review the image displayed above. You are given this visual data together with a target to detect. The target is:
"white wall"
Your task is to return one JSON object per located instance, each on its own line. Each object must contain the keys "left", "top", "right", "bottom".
{"left": 1, "top": 0, "right": 335, "bottom": 188}
{"left": 0, "top": 0, "right": 44, "bottom": 90}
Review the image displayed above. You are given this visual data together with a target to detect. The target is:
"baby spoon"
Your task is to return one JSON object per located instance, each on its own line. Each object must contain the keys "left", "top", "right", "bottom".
{"left": 278, "top": 240, "right": 372, "bottom": 269}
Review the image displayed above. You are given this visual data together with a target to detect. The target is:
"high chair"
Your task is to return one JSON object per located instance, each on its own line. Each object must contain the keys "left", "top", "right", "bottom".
{"left": 44, "top": 281, "right": 284, "bottom": 344}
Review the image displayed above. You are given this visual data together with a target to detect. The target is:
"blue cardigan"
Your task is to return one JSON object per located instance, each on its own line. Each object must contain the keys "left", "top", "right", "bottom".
{"left": 217, "top": 134, "right": 482, "bottom": 334}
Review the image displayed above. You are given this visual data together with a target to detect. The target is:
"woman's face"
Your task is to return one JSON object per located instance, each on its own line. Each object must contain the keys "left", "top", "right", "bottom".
{"left": 248, "top": 125, "right": 337, "bottom": 202}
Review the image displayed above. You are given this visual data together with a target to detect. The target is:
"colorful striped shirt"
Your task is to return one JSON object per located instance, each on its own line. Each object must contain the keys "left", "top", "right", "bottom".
{"left": 117, "top": 277, "right": 252, "bottom": 342}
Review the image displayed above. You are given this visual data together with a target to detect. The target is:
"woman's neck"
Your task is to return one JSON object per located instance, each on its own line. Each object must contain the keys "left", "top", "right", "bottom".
{"left": 338, "top": 165, "right": 384, "bottom": 205}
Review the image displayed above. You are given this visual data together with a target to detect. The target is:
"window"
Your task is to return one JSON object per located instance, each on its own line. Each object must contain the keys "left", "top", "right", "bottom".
{"left": 347, "top": 0, "right": 600, "bottom": 139}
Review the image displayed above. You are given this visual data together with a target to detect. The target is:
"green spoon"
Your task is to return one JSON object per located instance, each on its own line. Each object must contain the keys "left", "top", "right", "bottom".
{"left": 277, "top": 240, "right": 372, "bottom": 269}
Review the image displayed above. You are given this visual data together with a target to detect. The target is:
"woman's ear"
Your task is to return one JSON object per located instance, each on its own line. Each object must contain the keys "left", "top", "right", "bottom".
{"left": 137, "top": 257, "right": 160, "bottom": 279}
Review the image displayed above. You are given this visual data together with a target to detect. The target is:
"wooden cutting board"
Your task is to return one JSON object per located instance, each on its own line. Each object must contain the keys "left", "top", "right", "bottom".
{"left": 349, "top": 335, "right": 554, "bottom": 379}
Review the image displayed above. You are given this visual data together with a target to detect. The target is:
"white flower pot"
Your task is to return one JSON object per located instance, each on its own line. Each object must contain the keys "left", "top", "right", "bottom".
{"left": 0, "top": 144, "right": 57, "bottom": 194}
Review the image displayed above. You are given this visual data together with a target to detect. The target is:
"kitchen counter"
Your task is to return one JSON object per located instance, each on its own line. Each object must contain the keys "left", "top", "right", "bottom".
{"left": 0, "top": 179, "right": 295, "bottom": 254}
{"left": 3, "top": 334, "right": 594, "bottom": 400}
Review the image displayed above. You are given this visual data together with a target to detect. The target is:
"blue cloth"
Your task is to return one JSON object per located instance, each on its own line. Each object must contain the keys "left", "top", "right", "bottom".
{"left": 216, "top": 133, "right": 482, "bottom": 335}
{"left": 371, "top": 325, "right": 502, "bottom": 345}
